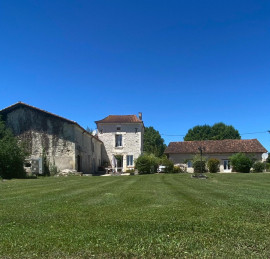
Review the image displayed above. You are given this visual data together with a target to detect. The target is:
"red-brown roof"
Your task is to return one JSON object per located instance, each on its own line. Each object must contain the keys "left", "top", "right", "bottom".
{"left": 95, "top": 115, "right": 142, "bottom": 124}
{"left": 165, "top": 139, "right": 267, "bottom": 154}
{"left": 0, "top": 102, "right": 103, "bottom": 143}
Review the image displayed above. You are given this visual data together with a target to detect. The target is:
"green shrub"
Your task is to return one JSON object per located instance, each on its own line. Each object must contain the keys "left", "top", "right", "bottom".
{"left": 266, "top": 163, "right": 270, "bottom": 172}
{"left": 192, "top": 154, "right": 207, "bottom": 174}
{"left": 253, "top": 162, "right": 265, "bottom": 173}
{"left": 207, "top": 158, "right": 220, "bottom": 173}
{"left": 135, "top": 153, "right": 159, "bottom": 174}
{"left": 229, "top": 153, "right": 254, "bottom": 173}
{"left": 0, "top": 119, "right": 26, "bottom": 179}
{"left": 173, "top": 166, "right": 184, "bottom": 174}
{"left": 193, "top": 160, "right": 207, "bottom": 174}
{"left": 160, "top": 156, "right": 174, "bottom": 173}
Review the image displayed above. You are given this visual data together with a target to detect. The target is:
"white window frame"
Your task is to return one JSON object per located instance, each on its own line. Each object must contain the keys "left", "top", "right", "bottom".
{"left": 126, "top": 155, "right": 134, "bottom": 166}
{"left": 115, "top": 134, "right": 122, "bottom": 147}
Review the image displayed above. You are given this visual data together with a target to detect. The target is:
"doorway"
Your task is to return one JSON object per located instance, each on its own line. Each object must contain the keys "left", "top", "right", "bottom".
{"left": 223, "top": 160, "right": 231, "bottom": 172}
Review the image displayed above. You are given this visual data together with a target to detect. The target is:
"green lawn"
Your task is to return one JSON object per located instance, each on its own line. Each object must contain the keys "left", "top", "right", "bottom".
{"left": 1, "top": 174, "right": 270, "bottom": 258}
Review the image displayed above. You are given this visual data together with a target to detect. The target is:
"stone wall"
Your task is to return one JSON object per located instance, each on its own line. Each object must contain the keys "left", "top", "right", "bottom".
{"left": 74, "top": 126, "right": 102, "bottom": 173}
{"left": 3, "top": 106, "right": 102, "bottom": 174}
{"left": 97, "top": 123, "right": 143, "bottom": 172}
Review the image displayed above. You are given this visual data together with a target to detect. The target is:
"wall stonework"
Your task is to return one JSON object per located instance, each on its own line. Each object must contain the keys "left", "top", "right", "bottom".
{"left": 97, "top": 123, "right": 144, "bottom": 172}
{"left": 2, "top": 105, "right": 102, "bottom": 174}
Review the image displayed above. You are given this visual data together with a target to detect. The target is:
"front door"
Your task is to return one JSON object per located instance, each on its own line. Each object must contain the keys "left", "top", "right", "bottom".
{"left": 223, "top": 160, "right": 231, "bottom": 172}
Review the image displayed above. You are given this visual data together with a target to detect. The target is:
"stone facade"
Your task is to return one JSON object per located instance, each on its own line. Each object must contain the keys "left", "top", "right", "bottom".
{"left": 0, "top": 102, "right": 103, "bottom": 174}
{"left": 96, "top": 115, "right": 144, "bottom": 172}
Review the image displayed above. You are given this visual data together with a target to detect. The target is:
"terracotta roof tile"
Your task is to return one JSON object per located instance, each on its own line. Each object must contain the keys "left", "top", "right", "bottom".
{"left": 165, "top": 139, "right": 267, "bottom": 154}
{"left": 95, "top": 115, "right": 142, "bottom": 124}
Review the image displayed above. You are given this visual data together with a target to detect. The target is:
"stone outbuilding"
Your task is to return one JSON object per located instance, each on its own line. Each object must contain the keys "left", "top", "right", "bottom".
{"left": 165, "top": 139, "right": 267, "bottom": 173}
{"left": 95, "top": 114, "right": 144, "bottom": 172}
{"left": 0, "top": 102, "right": 103, "bottom": 174}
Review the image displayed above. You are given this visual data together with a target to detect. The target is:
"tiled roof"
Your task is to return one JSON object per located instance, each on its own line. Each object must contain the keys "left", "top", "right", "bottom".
{"left": 95, "top": 115, "right": 142, "bottom": 124}
{"left": 0, "top": 102, "right": 103, "bottom": 143}
{"left": 165, "top": 139, "right": 267, "bottom": 154}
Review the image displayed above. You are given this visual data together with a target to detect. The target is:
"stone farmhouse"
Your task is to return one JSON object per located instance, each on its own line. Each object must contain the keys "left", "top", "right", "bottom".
{"left": 165, "top": 139, "right": 267, "bottom": 173}
{"left": 95, "top": 114, "right": 144, "bottom": 172}
{"left": 0, "top": 102, "right": 144, "bottom": 174}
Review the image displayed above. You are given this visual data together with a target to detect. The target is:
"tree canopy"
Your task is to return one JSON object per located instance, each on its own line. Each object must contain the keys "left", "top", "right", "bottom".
{"left": 184, "top": 122, "right": 241, "bottom": 141}
{"left": 143, "top": 126, "right": 166, "bottom": 157}
{"left": 0, "top": 118, "right": 26, "bottom": 179}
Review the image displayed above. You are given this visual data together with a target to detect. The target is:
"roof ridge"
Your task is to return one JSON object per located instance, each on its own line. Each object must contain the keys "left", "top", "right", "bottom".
{"left": 1, "top": 102, "right": 103, "bottom": 143}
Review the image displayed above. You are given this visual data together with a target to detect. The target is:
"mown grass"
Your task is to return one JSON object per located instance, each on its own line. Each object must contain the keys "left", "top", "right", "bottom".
{"left": 1, "top": 173, "right": 270, "bottom": 258}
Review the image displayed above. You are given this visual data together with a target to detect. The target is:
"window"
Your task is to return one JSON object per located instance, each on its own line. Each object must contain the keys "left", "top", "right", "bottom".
{"left": 127, "top": 155, "right": 133, "bottom": 166}
{"left": 187, "top": 160, "right": 192, "bottom": 168}
{"left": 115, "top": 134, "right": 122, "bottom": 147}
{"left": 117, "top": 127, "right": 121, "bottom": 131}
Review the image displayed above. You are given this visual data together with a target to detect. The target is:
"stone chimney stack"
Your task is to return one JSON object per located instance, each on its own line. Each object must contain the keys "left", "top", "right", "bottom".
{"left": 138, "top": 112, "right": 142, "bottom": 120}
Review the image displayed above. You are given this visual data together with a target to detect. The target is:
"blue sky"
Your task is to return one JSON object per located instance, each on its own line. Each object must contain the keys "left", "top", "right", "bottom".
{"left": 0, "top": 0, "right": 269, "bottom": 151}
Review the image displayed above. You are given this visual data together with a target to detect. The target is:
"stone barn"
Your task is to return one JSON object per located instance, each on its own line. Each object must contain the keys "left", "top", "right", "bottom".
{"left": 0, "top": 102, "right": 103, "bottom": 174}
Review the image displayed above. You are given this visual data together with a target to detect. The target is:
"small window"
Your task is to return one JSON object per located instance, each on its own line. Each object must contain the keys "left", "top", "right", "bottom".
{"left": 115, "top": 134, "right": 122, "bottom": 147}
{"left": 127, "top": 155, "right": 133, "bottom": 166}
{"left": 117, "top": 127, "right": 121, "bottom": 131}
{"left": 187, "top": 160, "right": 192, "bottom": 168}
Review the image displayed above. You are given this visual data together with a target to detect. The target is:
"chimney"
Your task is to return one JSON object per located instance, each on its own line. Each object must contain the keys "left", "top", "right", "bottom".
{"left": 138, "top": 112, "right": 142, "bottom": 120}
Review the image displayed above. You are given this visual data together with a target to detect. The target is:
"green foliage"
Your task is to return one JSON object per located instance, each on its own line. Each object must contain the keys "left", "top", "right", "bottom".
{"left": 229, "top": 153, "right": 254, "bottom": 173}
{"left": 193, "top": 160, "right": 207, "bottom": 174}
{"left": 184, "top": 122, "right": 241, "bottom": 141}
{"left": 192, "top": 154, "right": 207, "bottom": 174}
{"left": 253, "top": 162, "right": 265, "bottom": 173}
{"left": 207, "top": 158, "right": 220, "bottom": 173}
{"left": 143, "top": 126, "right": 166, "bottom": 157}
{"left": 266, "top": 154, "right": 270, "bottom": 164}
{"left": 135, "top": 153, "right": 159, "bottom": 174}
{"left": 159, "top": 156, "right": 174, "bottom": 173}
{"left": 0, "top": 118, "right": 26, "bottom": 179}
{"left": 173, "top": 166, "right": 184, "bottom": 173}
{"left": 266, "top": 163, "right": 270, "bottom": 172}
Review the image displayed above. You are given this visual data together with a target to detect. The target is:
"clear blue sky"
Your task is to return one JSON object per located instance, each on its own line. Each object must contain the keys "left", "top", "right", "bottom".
{"left": 0, "top": 0, "right": 269, "bottom": 152}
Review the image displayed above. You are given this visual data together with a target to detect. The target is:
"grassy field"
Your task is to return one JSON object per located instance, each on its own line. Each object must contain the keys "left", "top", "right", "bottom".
{"left": 1, "top": 174, "right": 270, "bottom": 258}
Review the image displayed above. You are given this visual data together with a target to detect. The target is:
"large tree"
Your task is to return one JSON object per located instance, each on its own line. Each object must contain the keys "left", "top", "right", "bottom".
{"left": 0, "top": 118, "right": 26, "bottom": 179}
{"left": 143, "top": 126, "right": 166, "bottom": 157}
{"left": 184, "top": 122, "right": 241, "bottom": 141}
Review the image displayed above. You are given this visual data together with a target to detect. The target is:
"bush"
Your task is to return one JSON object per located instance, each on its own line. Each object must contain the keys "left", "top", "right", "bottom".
{"left": 173, "top": 166, "right": 184, "bottom": 174}
{"left": 207, "top": 158, "right": 220, "bottom": 173}
{"left": 159, "top": 156, "right": 174, "bottom": 173}
{"left": 0, "top": 119, "right": 26, "bottom": 179}
{"left": 135, "top": 153, "right": 159, "bottom": 174}
{"left": 266, "top": 163, "right": 270, "bottom": 172}
{"left": 193, "top": 160, "right": 207, "bottom": 174}
{"left": 229, "top": 153, "right": 254, "bottom": 173}
{"left": 192, "top": 154, "right": 207, "bottom": 174}
{"left": 253, "top": 162, "right": 265, "bottom": 173}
